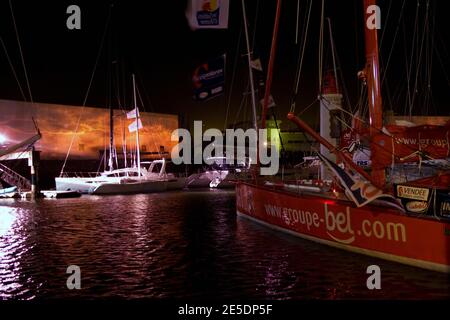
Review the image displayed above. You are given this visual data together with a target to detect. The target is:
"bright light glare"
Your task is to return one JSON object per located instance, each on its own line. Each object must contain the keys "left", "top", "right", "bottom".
{"left": 0, "top": 134, "right": 6, "bottom": 144}
{"left": 0, "top": 207, "right": 16, "bottom": 238}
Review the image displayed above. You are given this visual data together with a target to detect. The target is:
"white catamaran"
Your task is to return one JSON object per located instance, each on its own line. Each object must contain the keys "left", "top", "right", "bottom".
{"left": 55, "top": 74, "right": 185, "bottom": 195}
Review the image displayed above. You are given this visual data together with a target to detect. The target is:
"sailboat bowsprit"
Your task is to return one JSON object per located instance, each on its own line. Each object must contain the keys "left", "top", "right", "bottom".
{"left": 235, "top": 0, "right": 450, "bottom": 273}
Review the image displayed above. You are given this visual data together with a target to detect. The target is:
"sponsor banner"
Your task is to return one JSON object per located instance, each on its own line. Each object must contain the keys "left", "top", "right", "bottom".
{"left": 372, "top": 123, "right": 450, "bottom": 169}
{"left": 186, "top": 0, "right": 229, "bottom": 30}
{"left": 396, "top": 185, "right": 430, "bottom": 201}
{"left": 236, "top": 183, "right": 450, "bottom": 266}
{"left": 192, "top": 54, "right": 225, "bottom": 101}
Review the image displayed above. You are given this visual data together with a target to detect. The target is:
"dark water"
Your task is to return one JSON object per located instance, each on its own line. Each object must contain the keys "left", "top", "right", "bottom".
{"left": 0, "top": 190, "right": 449, "bottom": 300}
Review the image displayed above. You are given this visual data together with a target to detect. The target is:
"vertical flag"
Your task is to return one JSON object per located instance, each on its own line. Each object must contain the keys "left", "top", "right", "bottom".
{"left": 260, "top": 95, "right": 276, "bottom": 108}
{"left": 186, "top": 0, "right": 230, "bottom": 30}
{"left": 126, "top": 107, "right": 140, "bottom": 119}
{"left": 192, "top": 54, "right": 226, "bottom": 101}
{"left": 317, "top": 152, "right": 404, "bottom": 210}
{"left": 128, "top": 119, "right": 143, "bottom": 133}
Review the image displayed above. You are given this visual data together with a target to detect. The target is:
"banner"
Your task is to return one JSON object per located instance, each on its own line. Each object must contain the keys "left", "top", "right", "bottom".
{"left": 128, "top": 119, "right": 143, "bottom": 133}
{"left": 317, "top": 152, "right": 403, "bottom": 209}
{"left": 186, "top": 0, "right": 229, "bottom": 30}
{"left": 126, "top": 108, "right": 140, "bottom": 119}
{"left": 192, "top": 54, "right": 225, "bottom": 101}
{"left": 372, "top": 123, "right": 450, "bottom": 169}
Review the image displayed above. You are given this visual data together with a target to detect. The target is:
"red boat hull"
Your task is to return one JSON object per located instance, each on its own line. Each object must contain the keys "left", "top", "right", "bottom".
{"left": 236, "top": 182, "right": 450, "bottom": 273}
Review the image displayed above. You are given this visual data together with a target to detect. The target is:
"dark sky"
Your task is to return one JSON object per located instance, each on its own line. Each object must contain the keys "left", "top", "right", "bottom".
{"left": 1, "top": 0, "right": 449, "bottom": 130}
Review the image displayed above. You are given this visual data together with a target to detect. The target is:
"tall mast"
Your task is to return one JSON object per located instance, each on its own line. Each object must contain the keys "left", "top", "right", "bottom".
{"left": 132, "top": 74, "right": 141, "bottom": 177}
{"left": 261, "top": 0, "right": 282, "bottom": 130}
{"left": 363, "top": 0, "right": 385, "bottom": 187}
{"left": 132, "top": 74, "right": 141, "bottom": 176}
{"left": 241, "top": 0, "right": 258, "bottom": 133}
{"left": 108, "top": 92, "right": 114, "bottom": 171}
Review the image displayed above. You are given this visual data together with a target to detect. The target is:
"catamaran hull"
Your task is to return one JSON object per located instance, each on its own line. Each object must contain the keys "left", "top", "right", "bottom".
{"left": 55, "top": 177, "right": 99, "bottom": 194}
{"left": 236, "top": 182, "right": 450, "bottom": 273}
{"left": 187, "top": 171, "right": 236, "bottom": 189}
{"left": 91, "top": 180, "right": 167, "bottom": 195}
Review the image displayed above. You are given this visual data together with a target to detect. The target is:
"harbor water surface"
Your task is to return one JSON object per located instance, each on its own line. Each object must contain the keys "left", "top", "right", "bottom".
{"left": 0, "top": 190, "right": 449, "bottom": 300}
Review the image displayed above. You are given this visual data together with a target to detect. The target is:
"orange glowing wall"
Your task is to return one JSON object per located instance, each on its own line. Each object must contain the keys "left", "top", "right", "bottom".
{"left": 0, "top": 99, "right": 179, "bottom": 160}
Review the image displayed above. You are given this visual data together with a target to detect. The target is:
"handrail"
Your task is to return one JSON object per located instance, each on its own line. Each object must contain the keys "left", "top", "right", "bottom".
{"left": 0, "top": 162, "right": 31, "bottom": 190}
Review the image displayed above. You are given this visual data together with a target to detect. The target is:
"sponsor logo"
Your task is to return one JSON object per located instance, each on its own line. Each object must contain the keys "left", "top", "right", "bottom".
{"left": 262, "top": 202, "right": 407, "bottom": 244}
{"left": 396, "top": 185, "right": 429, "bottom": 201}
{"left": 199, "top": 92, "right": 209, "bottom": 99}
{"left": 405, "top": 201, "right": 428, "bottom": 213}
{"left": 197, "top": 0, "right": 221, "bottom": 26}
{"left": 324, "top": 204, "right": 355, "bottom": 244}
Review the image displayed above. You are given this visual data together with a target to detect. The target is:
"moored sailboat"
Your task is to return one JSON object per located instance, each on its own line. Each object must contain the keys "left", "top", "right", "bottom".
{"left": 56, "top": 74, "right": 185, "bottom": 195}
{"left": 235, "top": 0, "right": 450, "bottom": 273}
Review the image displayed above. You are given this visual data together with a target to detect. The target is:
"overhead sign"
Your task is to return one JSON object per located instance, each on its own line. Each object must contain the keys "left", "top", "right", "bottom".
{"left": 186, "top": 0, "right": 229, "bottom": 30}
{"left": 192, "top": 54, "right": 225, "bottom": 101}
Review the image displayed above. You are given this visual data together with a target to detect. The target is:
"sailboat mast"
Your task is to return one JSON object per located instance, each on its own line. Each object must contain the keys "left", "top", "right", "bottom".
{"left": 241, "top": 0, "right": 258, "bottom": 133}
{"left": 108, "top": 98, "right": 114, "bottom": 171}
{"left": 132, "top": 74, "right": 141, "bottom": 177}
{"left": 261, "top": 0, "right": 282, "bottom": 130}
{"left": 363, "top": 0, "right": 385, "bottom": 187}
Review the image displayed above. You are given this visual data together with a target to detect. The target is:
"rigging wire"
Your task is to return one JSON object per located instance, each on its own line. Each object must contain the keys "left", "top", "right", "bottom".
{"left": 60, "top": 6, "right": 112, "bottom": 177}
{"left": 251, "top": 0, "right": 260, "bottom": 50}
{"left": 381, "top": 0, "right": 407, "bottom": 87}
{"left": 410, "top": 0, "right": 430, "bottom": 115}
{"left": 318, "top": 0, "right": 325, "bottom": 92}
{"left": 405, "top": 0, "right": 421, "bottom": 115}
{"left": 290, "top": 0, "right": 313, "bottom": 113}
{"left": 8, "top": 0, "right": 33, "bottom": 103}
{"left": 224, "top": 14, "right": 243, "bottom": 131}
{"left": 295, "top": 0, "right": 300, "bottom": 45}
{"left": 0, "top": 37, "right": 27, "bottom": 101}
{"left": 379, "top": 0, "right": 393, "bottom": 51}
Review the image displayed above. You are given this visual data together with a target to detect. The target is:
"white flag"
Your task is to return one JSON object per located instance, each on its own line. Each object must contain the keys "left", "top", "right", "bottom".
{"left": 128, "top": 119, "right": 143, "bottom": 133}
{"left": 260, "top": 95, "right": 276, "bottom": 108}
{"left": 127, "top": 108, "right": 140, "bottom": 119}
{"left": 250, "top": 58, "right": 263, "bottom": 72}
{"left": 186, "top": 0, "right": 229, "bottom": 30}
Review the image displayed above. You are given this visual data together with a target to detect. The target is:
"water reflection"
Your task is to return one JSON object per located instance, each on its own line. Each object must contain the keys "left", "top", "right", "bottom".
{"left": 0, "top": 205, "right": 40, "bottom": 300}
{"left": 0, "top": 191, "right": 449, "bottom": 300}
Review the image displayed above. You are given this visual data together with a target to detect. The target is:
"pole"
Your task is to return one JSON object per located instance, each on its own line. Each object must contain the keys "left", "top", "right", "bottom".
{"left": 363, "top": 0, "right": 385, "bottom": 187}
{"left": 29, "top": 147, "right": 39, "bottom": 199}
{"left": 132, "top": 74, "right": 141, "bottom": 177}
{"left": 261, "top": 0, "right": 282, "bottom": 130}
{"left": 241, "top": 0, "right": 258, "bottom": 133}
{"left": 108, "top": 96, "right": 114, "bottom": 172}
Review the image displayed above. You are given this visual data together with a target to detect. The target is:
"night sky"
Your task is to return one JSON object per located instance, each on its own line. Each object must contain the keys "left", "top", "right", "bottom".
{"left": 1, "top": 0, "right": 449, "bottom": 130}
